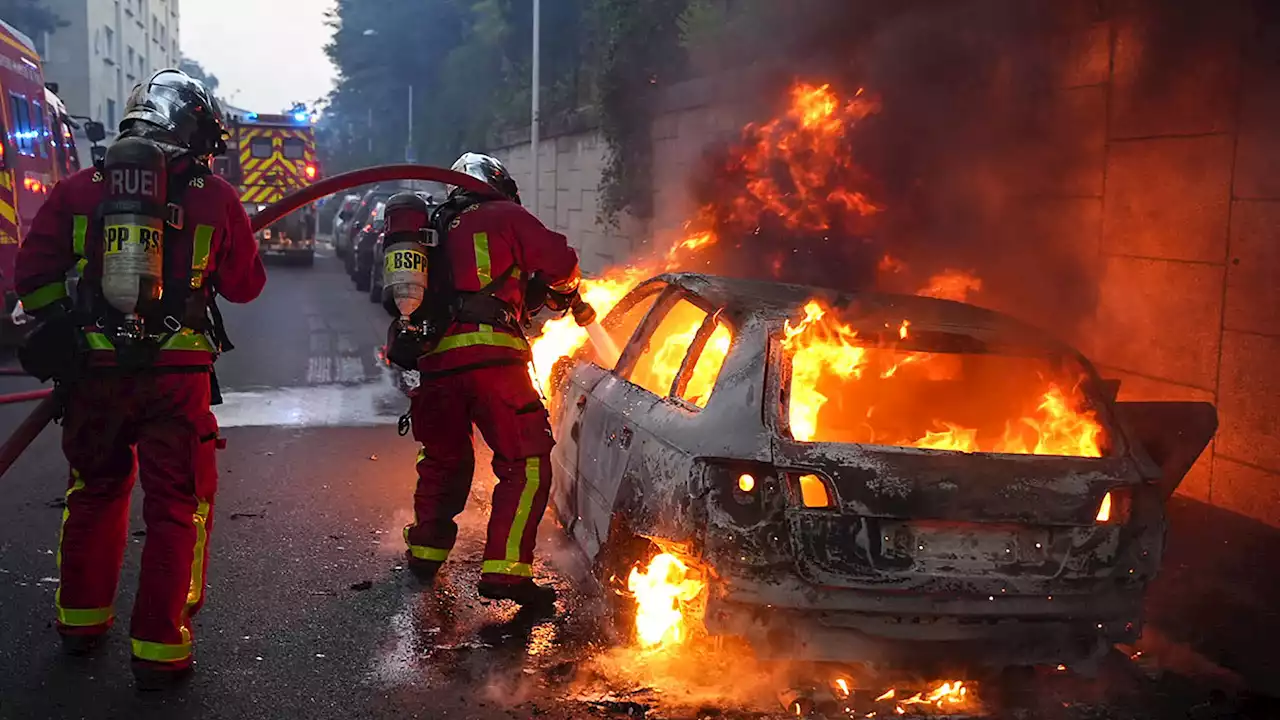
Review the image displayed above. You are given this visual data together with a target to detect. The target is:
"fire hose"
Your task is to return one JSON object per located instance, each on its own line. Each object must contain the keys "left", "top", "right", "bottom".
{"left": 0, "top": 163, "right": 498, "bottom": 480}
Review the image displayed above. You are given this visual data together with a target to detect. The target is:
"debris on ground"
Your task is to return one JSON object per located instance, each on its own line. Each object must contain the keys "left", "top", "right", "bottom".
{"left": 349, "top": 580, "right": 373, "bottom": 591}
{"left": 229, "top": 512, "right": 262, "bottom": 520}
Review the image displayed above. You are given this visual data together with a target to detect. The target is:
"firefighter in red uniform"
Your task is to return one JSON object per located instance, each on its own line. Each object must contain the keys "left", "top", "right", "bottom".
{"left": 389, "top": 153, "right": 584, "bottom": 609}
{"left": 13, "top": 69, "right": 265, "bottom": 689}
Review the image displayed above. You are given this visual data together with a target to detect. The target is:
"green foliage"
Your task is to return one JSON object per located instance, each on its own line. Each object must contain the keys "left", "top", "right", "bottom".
{"left": 178, "top": 57, "right": 219, "bottom": 95}
{"left": 0, "top": 0, "right": 65, "bottom": 42}
{"left": 319, "top": 0, "right": 592, "bottom": 177}
{"left": 593, "top": 0, "right": 688, "bottom": 224}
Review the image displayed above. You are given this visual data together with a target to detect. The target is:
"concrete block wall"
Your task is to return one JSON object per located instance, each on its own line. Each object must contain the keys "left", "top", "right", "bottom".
{"left": 490, "top": 132, "right": 643, "bottom": 276}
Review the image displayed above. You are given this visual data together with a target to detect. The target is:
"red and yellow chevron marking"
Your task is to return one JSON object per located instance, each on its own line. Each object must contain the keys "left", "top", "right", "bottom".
{"left": 0, "top": 170, "right": 19, "bottom": 246}
{"left": 236, "top": 125, "right": 317, "bottom": 204}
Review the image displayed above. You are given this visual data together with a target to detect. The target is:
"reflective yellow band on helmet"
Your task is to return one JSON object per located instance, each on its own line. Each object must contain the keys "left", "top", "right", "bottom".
{"left": 504, "top": 457, "right": 541, "bottom": 564}
{"left": 481, "top": 559, "right": 533, "bottom": 577}
{"left": 131, "top": 638, "right": 192, "bottom": 663}
{"left": 72, "top": 215, "right": 88, "bottom": 257}
{"left": 85, "top": 329, "right": 213, "bottom": 353}
{"left": 20, "top": 281, "right": 68, "bottom": 311}
{"left": 473, "top": 232, "right": 491, "bottom": 286}
{"left": 190, "top": 225, "right": 214, "bottom": 289}
{"left": 57, "top": 604, "right": 114, "bottom": 627}
{"left": 429, "top": 330, "right": 528, "bottom": 354}
{"left": 547, "top": 266, "right": 581, "bottom": 294}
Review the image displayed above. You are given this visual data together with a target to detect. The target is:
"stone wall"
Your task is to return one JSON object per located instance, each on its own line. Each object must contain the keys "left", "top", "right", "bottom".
{"left": 489, "top": 2, "right": 1280, "bottom": 528}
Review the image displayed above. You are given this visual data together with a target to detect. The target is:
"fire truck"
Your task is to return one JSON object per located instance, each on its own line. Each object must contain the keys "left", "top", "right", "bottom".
{"left": 213, "top": 109, "right": 320, "bottom": 266}
{"left": 0, "top": 18, "right": 97, "bottom": 338}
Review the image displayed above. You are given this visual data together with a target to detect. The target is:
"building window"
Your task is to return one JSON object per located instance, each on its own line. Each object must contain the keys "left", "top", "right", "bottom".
{"left": 104, "top": 27, "right": 114, "bottom": 56}
{"left": 106, "top": 99, "right": 117, "bottom": 129}
{"left": 127, "top": 45, "right": 135, "bottom": 69}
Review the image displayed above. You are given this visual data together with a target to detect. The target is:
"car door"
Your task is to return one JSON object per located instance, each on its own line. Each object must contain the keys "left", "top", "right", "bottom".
{"left": 551, "top": 283, "right": 667, "bottom": 556}
{"left": 573, "top": 288, "right": 733, "bottom": 558}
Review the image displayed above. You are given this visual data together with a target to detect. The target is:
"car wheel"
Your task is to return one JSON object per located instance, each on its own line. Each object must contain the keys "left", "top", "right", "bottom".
{"left": 592, "top": 516, "right": 659, "bottom": 644}
{"left": 355, "top": 267, "right": 371, "bottom": 292}
{"left": 299, "top": 252, "right": 315, "bottom": 268}
{"left": 344, "top": 249, "right": 356, "bottom": 276}
{"left": 368, "top": 278, "right": 382, "bottom": 303}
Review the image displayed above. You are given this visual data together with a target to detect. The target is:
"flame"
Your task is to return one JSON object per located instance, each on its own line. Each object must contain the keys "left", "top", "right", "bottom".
{"left": 782, "top": 300, "right": 1106, "bottom": 457}
{"left": 918, "top": 269, "right": 983, "bottom": 303}
{"left": 627, "top": 553, "right": 704, "bottom": 650}
{"left": 668, "top": 83, "right": 881, "bottom": 270}
{"left": 864, "top": 681, "right": 971, "bottom": 714}
{"left": 529, "top": 266, "right": 651, "bottom": 396}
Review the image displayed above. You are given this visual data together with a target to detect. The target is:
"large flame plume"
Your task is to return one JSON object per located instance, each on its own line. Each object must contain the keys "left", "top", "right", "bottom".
{"left": 627, "top": 553, "right": 704, "bottom": 650}
{"left": 781, "top": 297, "right": 1105, "bottom": 457}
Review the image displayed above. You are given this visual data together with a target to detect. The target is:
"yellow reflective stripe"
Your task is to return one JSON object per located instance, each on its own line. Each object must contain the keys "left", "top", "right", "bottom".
{"left": 75, "top": 259, "right": 87, "bottom": 275}
{"left": 84, "top": 331, "right": 213, "bottom": 352}
{"left": 72, "top": 215, "right": 88, "bottom": 258}
{"left": 58, "top": 605, "right": 114, "bottom": 627}
{"left": 504, "top": 457, "right": 541, "bottom": 564}
{"left": 481, "top": 559, "right": 533, "bottom": 577}
{"left": 20, "top": 281, "right": 68, "bottom": 311}
{"left": 56, "top": 472, "right": 85, "bottom": 571}
{"left": 185, "top": 499, "right": 210, "bottom": 607}
{"left": 416, "top": 448, "right": 426, "bottom": 463}
{"left": 191, "top": 225, "right": 214, "bottom": 289}
{"left": 407, "top": 545, "right": 450, "bottom": 562}
{"left": 473, "top": 232, "right": 491, "bottom": 286}
{"left": 56, "top": 473, "right": 109, "bottom": 626}
{"left": 429, "top": 331, "right": 528, "bottom": 354}
{"left": 131, "top": 638, "right": 192, "bottom": 663}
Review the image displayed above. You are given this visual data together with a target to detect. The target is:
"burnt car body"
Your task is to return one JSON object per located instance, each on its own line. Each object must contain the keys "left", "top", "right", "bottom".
{"left": 548, "top": 273, "right": 1216, "bottom": 672}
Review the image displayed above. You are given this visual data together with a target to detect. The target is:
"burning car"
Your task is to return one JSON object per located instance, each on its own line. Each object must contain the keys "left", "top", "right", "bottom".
{"left": 547, "top": 271, "right": 1216, "bottom": 673}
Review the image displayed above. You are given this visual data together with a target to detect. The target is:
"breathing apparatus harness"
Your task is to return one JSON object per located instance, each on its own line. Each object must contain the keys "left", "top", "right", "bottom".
{"left": 81, "top": 137, "right": 234, "bottom": 393}
{"left": 384, "top": 191, "right": 526, "bottom": 372}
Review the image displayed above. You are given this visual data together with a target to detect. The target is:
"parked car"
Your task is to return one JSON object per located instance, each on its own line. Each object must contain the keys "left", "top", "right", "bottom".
{"left": 546, "top": 272, "right": 1216, "bottom": 673}
{"left": 352, "top": 199, "right": 387, "bottom": 291}
{"left": 332, "top": 194, "right": 360, "bottom": 258}
{"left": 344, "top": 189, "right": 393, "bottom": 277}
{"left": 367, "top": 191, "right": 439, "bottom": 303}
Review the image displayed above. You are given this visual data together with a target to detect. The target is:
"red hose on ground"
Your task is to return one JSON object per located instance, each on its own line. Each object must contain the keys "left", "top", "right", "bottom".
{"left": 0, "top": 162, "right": 478, "bottom": 480}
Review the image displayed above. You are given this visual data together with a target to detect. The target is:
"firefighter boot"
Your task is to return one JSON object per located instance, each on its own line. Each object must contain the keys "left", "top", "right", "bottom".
{"left": 60, "top": 632, "right": 104, "bottom": 657}
{"left": 132, "top": 660, "right": 194, "bottom": 692}
{"left": 404, "top": 551, "right": 442, "bottom": 584}
{"left": 477, "top": 578, "right": 557, "bottom": 611}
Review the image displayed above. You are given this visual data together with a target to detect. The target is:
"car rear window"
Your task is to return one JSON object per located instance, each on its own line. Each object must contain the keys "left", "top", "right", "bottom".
{"left": 282, "top": 138, "right": 306, "bottom": 160}
{"left": 779, "top": 302, "right": 1107, "bottom": 457}
{"left": 250, "top": 138, "right": 273, "bottom": 158}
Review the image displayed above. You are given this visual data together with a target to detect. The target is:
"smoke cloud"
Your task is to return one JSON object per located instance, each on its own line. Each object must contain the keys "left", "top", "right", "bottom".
{"left": 678, "top": 0, "right": 1248, "bottom": 344}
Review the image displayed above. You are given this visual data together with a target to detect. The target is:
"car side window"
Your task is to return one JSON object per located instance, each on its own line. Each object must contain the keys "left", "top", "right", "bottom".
{"left": 626, "top": 298, "right": 712, "bottom": 399}
{"left": 595, "top": 288, "right": 663, "bottom": 370}
{"left": 251, "top": 138, "right": 273, "bottom": 159}
{"left": 673, "top": 317, "right": 732, "bottom": 409}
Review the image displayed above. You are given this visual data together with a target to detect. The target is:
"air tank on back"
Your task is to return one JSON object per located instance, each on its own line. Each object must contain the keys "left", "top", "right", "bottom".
{"left": 98, "top": 136, "right": 168, "bottom": 340}
{"left": 380, "top": 192, "right": 435, "bottom": 321}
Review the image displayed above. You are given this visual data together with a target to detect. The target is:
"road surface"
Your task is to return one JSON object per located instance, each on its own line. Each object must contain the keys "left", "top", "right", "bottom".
{"left": 0, "top": 246, "right": 1275, "bottom": 720}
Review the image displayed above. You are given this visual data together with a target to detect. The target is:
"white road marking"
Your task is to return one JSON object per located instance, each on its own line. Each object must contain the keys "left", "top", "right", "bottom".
{"left": 213, "top": 383, "right": 408, "bottom": 428}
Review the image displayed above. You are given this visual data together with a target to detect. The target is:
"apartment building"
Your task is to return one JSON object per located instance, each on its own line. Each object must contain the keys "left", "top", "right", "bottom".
{"left": 38, "top": 0, "right": 181, "bottom": 158}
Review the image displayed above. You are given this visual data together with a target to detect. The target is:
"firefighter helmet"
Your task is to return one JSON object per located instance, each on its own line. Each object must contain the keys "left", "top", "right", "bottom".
{"left": 121, "top": 69, "right": 229, "bottom": 158}
{"left": 448, "top": 152, "right": 521, "bottom": 205}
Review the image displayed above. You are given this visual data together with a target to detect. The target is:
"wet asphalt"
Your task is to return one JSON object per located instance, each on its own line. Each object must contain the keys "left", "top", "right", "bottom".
{"left": 0, "top": 247, "right": 1277, "bottom": 720}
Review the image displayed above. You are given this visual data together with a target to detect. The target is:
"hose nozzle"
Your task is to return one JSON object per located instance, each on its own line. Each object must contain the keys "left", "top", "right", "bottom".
{"left": 570, "top": 296, "right": 597, "bottom": 327}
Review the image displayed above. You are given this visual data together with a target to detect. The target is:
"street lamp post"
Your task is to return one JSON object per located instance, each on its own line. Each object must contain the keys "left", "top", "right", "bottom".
{"left": 530, "top": 0, "right": 540, "bottom": 219}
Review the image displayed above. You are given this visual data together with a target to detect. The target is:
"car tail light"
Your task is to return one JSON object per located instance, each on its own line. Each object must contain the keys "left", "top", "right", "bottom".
{"left": 1094, "top": 488, "right": 1131, "bottom": 525}
{"left": 305, "top": 164, "right": 317, "bottom": 179}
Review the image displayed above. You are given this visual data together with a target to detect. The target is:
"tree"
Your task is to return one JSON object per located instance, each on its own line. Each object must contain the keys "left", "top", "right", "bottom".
{"left": 0, "top": 0, "right": 65, "bottom": 41}
{"left": 178, "top": 56, "right": 220, "bottom": 94}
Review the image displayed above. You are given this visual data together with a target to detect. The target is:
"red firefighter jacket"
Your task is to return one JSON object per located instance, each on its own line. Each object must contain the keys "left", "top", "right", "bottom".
{"left": 15, "top": 163, "right": 266, "bottom": 367}
{"left": 420, "top": 199, "right": 581, "bottom": 375}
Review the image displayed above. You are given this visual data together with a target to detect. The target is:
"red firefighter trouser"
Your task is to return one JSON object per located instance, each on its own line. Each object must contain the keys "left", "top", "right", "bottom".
{"left": 56, "top": 373, "right": 219, "bottom": 668}
{"left": 405, "top": 363, "right": 555, "bottom": 582}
